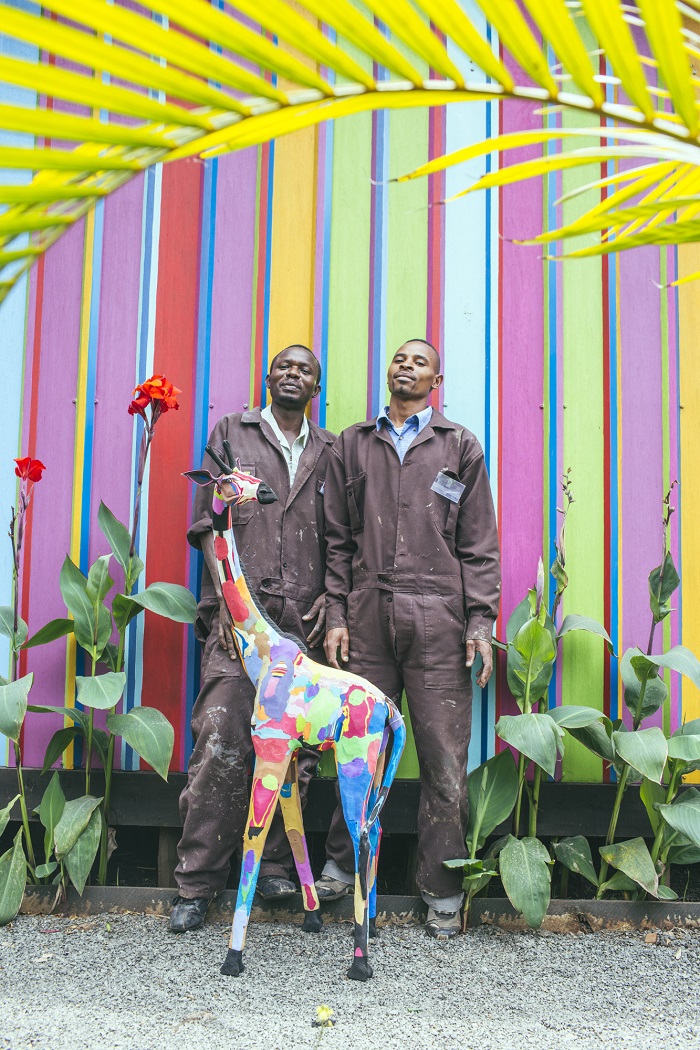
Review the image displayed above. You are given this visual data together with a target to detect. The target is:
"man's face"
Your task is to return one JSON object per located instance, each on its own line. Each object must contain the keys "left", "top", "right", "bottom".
{"left": 266, "top": 348, "right": 320, "bottom": 409}
{"left": 387, "top": 342, "right": 443, "bottom": 401}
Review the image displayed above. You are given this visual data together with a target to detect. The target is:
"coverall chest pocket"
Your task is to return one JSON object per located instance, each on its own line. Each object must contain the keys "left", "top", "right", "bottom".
{"left": 346, "top": 472, "right": 366, "bottom": 534}
{"left": 431, "top": 492, "right": 460, "bottom": 540}
{"left": 228, "top": 463, "right": 257, "bottom": 525}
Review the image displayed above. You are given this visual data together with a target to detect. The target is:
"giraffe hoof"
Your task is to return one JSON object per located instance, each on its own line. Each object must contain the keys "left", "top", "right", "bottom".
{"left": 220, "top": 949, "right": 245, "bottom": 976}
{"left": 302, "top": 910, "right": 323, "bottom": 933}
{"left": 347, "top": 957, "right": 373, "bottom": 982}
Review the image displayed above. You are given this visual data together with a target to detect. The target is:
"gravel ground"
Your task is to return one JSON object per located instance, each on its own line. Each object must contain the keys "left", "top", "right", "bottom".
{"left": 1, "top": 913, "right": 699, "bottom": 1050}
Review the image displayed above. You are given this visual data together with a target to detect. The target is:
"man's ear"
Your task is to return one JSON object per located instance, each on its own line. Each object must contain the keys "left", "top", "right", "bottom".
{"left": 311, "top": 381, "right": 321, "bottom": 399}
{"left": 182, "top": 469, "right": 215, "bottom": 487}
{"left": 432, "top": 373, "right": 445, "bottom": 390}
{"left": 264, "top": 373, "right": 271, "bottom": 392}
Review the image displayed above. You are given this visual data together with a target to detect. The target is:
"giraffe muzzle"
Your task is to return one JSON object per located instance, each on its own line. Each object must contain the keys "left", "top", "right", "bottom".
{"left": 257, "top": 482, "right": 278, "bottom": 505}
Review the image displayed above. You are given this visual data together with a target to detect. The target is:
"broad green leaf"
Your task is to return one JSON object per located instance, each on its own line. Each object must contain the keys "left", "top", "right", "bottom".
{"left": 548, "top": 705, "right": 604, "bottom": 730}
{"left": 112, "top": 594, "right": 142, "bottom": 635}
{"left": 640, "top": 777, "right": 666, "bottom": 835}
{"left": 75, "top": 672, "right": 126, "bottom": 711}
{"left": 499, "top": 835, "right": 552, "bottom": 930}
{"left": 27, "top": 704, "right": 89, "bottom": 736}
{"left": 126, "top": 582, "right": 197, "bottom": 624}
{"left": 59, "top": 556, "right": 95, "bottom": 652}
{"left": 466, "top": 749, "right": 518, "bottom": 851}
{"left": 98, "top": 502, "right": 132, "bottom": 577}
{"left": 644, "top": 646, "right": 700, "bottom": 691}
{"left": 507, "top": 617, "right": 556, "bottom": 709}
{"left": 0, "top": 607, "right": 27, "bottom": 650}
{"left": 64, "top": 807, "right": 101, "bottom": 894}
{"left": 554, "top": 836, "right": 599, "bottom": 888}
{"left": 668, "top": 842, "right": 700, "bottom": 866}
{"left": 100, "top": 642, "right": 121, "bottom": 672}
{"left": 657, "top": 793, "right": 700, "bottom": 849}
{"left": 36, "top": 771, "right": 65, "bottom": 868}
{"left": 34, "top": 861, "right": 58, "bottom": 879}
{"left": 506, "top": 593, "right": 536, "bottom": 644}
{"left": 23, "top": 617, "right": 74, "bottom": 649}
{"left": 599, "top": 838, "right": 659, "bottom": 897}
{"left": 667, "top": 733, "right": 700, "bottom": 772}
{"left": 620, "top": 648, "right": 669, "bottom": 724}
{"left": 676, "top": 718, "right": 700, "bottom": 736}
{"left": 557, "top": 615, "right": 613, "bottom": 651}
{"left": 648, "top": 552, "right": 680, "bottom": 623}
{"left": 86, "top": 554, "right": 114, "bottom": 604}
{"left": 612, "top": 727, "right": 668, "bottom": 784}
{"left": 0, "top": 673, "right": 33, "bottom": 742}
{"left": 567, "top": 717, "right": 615, "bottom": 762}
{"left": 54, "top": 795, "right": 103, "bottom": 859}
{"left": 107, "top": 707, "right": 174, "bottom": 780}
{"left": 0, "top": 794, "right": 20, "bottom": 839}
{"left": 0, "top": 830, "right": 27, "bottom": 926}
{"left": 656, "top": 884, "right": 679, "bottom": 901}
{"left": 496, "top": 713, "right": 561, "bottom": 778}
{"left": 598, "top": 871, "right": 639, "bottom": 895}
{"left": 41, "top": 726, "right": 79, "bottom": 774}
{"left": 92, "top": 729, "right": 109, "bottom": 768}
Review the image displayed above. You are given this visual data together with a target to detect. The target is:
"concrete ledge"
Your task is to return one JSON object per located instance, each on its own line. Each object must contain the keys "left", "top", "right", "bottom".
{"left": 18, "top": 887, "right": 700, "bottom": 932}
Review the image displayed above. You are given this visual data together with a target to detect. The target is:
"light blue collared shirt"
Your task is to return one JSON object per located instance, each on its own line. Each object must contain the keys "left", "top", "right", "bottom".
{"left": 376, "top": 405, "right": 433, "bottom": 463}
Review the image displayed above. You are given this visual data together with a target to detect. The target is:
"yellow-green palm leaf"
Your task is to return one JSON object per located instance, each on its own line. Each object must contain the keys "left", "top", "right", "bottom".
{"left": 3, "top": 0, "right": 700, "bottom": 298}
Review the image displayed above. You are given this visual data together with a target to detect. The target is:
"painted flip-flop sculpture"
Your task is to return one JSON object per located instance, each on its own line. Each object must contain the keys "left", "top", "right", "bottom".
{"left": 184, "top": 444, "right": 406, "bottom": 982}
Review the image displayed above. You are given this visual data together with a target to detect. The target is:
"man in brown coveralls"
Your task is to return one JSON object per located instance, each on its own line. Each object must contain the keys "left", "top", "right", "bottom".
{"left": 170, "top": 345, "right": 334, "bottom": 933}
{"left": 317, "top": 339, "right": 500, "bottom": 939}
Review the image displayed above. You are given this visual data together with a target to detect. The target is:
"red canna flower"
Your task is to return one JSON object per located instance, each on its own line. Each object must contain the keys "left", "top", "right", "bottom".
{"left": 14, "top": 456, "right": 46, "bottom": 483}
{"left": 128, "top": 374, "right": 181, "bottom": 420}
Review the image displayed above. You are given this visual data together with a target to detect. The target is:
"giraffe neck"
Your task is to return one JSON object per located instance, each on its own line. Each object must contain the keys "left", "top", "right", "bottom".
{"left": 214, "top": 509, "right": 289, "bottom": 683}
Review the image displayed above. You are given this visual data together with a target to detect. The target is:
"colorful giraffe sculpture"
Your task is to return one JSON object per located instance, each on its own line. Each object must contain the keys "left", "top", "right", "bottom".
{"left": 184, "top": 443, "right": 406, "bottom": 982}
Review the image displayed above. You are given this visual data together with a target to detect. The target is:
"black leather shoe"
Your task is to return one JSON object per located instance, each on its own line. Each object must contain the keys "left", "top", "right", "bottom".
{"left": 256, "top": 875, "right": 296, "bottom": 900}
{"left": 169, "top": 895, "right": 210, "bottom": 933}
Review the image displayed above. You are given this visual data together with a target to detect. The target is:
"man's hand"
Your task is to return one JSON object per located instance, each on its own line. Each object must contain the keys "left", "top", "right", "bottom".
{"left": 466, "top": 637, "right": 493, "bottom": 688}
{"left": 217, "top": 596, "right": 238, "bottom": 660}
{"left": 302, "top": 594, "right": 327, "bottom": 647}
{"left": 325, "top": 627, "right": 350, "bottom": 669}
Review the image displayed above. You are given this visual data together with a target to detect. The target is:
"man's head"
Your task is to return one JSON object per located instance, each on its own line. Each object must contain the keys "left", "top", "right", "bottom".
{"left": 387, "top": 339, "right": 443, "bottom": 404}
{"left": 266, "top": 344, "right": 322, "bottom": 410}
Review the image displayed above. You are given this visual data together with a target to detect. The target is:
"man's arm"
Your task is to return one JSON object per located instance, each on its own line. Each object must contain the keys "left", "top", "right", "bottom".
{"left": 455, "top": 445, "right": 501, "bottom": 686}
{"left": 323, "top": 439, "right": 355, "bottom": 667}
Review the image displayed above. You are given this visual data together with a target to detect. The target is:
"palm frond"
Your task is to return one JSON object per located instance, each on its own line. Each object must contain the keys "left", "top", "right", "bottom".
{"left": 3, "top": 0, "right": 700, "bottom": 296}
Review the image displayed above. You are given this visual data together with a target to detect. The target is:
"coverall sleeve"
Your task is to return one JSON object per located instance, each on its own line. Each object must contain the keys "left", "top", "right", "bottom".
{"left": 323, "top": 439, "right": 355, "bottom": 630}
{"left": 456, "top": 447, "right": 501, "bottom": 641}
{"left": 186, "top": 417, "right": 227, "bottom": 549}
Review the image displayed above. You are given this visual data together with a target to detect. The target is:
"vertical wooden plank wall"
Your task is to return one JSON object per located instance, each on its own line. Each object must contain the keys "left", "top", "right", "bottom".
{"left": 0, "top": 12, "right": 690, "bottom": 783}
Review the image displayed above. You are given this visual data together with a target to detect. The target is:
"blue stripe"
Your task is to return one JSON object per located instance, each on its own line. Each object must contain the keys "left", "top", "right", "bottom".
{"left": 608, "top": 252, "right": 619, "bottom": 724}
{"left": 483, "top": 21, "right": 492, "bottom": 469}
{"left": 260, "top": 141, "right": 275, "bottom": 406}
{"left": 79, "top": 200, "right": 104, "bottom": 574}
{"left": 319, "top": 120, "right": 334, "bottom": 430}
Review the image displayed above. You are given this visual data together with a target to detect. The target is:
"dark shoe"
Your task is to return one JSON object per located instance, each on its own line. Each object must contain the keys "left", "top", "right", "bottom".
{"left": 256, "top": 875, "right": 296, "bottom": 901}
{"left": 169, "top": 895, "right": 210, "bottom": 933}
{"left": 315, "top": 874, "right": 352, "bottom": 902}
{"left": 425, "top": 907, "right": 460, "bottom": 940}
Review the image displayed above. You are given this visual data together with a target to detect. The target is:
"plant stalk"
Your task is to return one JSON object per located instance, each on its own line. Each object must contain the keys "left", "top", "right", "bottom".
{"left": 513, "top": 751, "right": 526, "bottom": 838}
{"left": 529, "top": 764, "right": 543, "bottom": 838}
{"left": 650, "top": 762, "right": 681, "bottom": 866}
{"left": 598, "top": 763, "right": 631, "bottom": 890}
{"left": 15, "top": 746, "right": 36, "bottom": 876}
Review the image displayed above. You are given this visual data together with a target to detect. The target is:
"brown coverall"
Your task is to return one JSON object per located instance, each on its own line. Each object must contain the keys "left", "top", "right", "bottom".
{"left": 323, "top": 410, "right": 500, "bottom": 901}
{"left": 175, "top": 408, "right": 334, "bottom": 899}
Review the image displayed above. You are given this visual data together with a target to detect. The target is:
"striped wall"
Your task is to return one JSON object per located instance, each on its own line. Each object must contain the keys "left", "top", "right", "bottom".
{"left": 1, "top": 5, "right": 697, "bottom": 783}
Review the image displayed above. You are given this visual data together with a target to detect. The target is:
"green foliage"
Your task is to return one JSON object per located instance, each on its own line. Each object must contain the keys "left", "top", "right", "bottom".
{"left": 36, "top": 772, "right": 65, "bottom": 872}
{"left": 0, "top": 831, "right": 27, "bottom": 926}
{"left": 598, "top": 838, "right": 659, "bottom": 897}
{"left": 64, "top": 808, "right": 101, "bottom": 895}
{"left": 23, "top": 618, "right": 74, "bottom": 649}
{"left": 499, "top": 835, "right": 552, "bottom": 929}
{"left": 60, "top": 556, "right": 112, "bottom": 660}
{"left": 0, "top": 794, "right": 20, "bottom": 840}
{"left": 54, "top": 796, "right": 103, "bottom": 860}
{"left": 496, "top": 713, "right": 562, "bottom": 778}
{"left": 0, "top": 606, "right": 27, "bottom": 650}
{"left": 41, "top": 727, "right": 79, "bottom": 775}
{"left": 506, "top": 614, "right": 556, "bottom": 711}
{"left": 648, "top": 552, "right": 680, "bottom": 624}
{"left": 620, "top": 648, "right": 668, "bottom": 725}
{"left": 566, "top": 717, "right": 615, "bottom": 762}
{"left": 98, "top": 501, "right": 143, "bottom": 584}
{"left": 466, "top": 750, "right": 518, "bottom": 853}
{"left": 611, "top": 727, "right": 668, "bottom": 784}
{"left": 557, "top": 615, "right": 613, "bottom": 650}
{"left": 107, "top": 707, "right": 174, "bottom": 780}
{"left": 75, "top": 672, "right": 126, "bottom": 710}
{"left": 117, "top": 582, "right": 197, "bottom": 624}
{"left": 657, "top": 792, "right": 700, "bottom": 849}
{"left": 0, "top": 673, "right": 33, "bottom": 742}
{"left": 554, "top": 836, "right": 599, "bottom": 888}
{"left": 548, "top": 705, "right": 605, "bottom": 729}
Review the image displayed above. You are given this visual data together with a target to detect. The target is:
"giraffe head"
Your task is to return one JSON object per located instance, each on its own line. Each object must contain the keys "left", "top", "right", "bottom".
{"left": 184, "top": 442, "right": 278, "bottom": 509}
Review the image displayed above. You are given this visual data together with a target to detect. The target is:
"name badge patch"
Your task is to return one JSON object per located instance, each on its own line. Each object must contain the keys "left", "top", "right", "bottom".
{"left": 431, "top": 470, "right": 465, "bottom": 504}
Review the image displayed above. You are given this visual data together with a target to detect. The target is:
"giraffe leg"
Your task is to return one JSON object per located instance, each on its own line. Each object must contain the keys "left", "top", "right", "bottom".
{"left": 367, "top": 749, "right": 386, "bottom": 940}
{"left": 278, "top": 751, "right": 323, "bottom": 934}
{"left": 337, "top": 763, "right": 375, "bottom": 982}
{"left": 221, "top": 750, "right": 291, "bottom": 977}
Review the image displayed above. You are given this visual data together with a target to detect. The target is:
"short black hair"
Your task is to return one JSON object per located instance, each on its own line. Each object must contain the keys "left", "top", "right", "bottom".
{"left": 268, "top": 344, "right": 322, "bottom": 385}
{"left": 400, "top": 338, "right": 441, "bottom": 372}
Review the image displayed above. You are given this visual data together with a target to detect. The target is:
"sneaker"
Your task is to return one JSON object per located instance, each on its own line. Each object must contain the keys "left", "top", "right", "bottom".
{"left": 425, "top": 907, "right": 460, "bottom": 940}
{"left": 169, "top": 895, "right": 210, "bottom": 933}
{"left": 314, "top": 874, "right": 352, "bottom": 901}
{"left": 256, "top": 875, "right": 296, "bottom": 900}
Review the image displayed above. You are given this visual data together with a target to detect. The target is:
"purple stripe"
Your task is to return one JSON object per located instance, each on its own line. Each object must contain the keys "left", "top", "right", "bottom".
{"left": 23, "top": 222, "right": 85, "bottom": 766}
{"left": 666, "top": 248, "right": 681, "bottom": 732}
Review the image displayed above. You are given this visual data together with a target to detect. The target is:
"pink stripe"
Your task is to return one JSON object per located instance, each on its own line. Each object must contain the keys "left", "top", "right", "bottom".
{"left": 310, "top": 122, "right": 327, "bottom": 426}
{"left": 23, "top": 222, "right": 85, "bottom": 766}
{"left": 666, "top": 248, "right": 681, "bottom": 732}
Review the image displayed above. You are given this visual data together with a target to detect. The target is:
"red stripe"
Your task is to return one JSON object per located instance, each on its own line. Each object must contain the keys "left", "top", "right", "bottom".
{"left": 495, "top": 48, "right": 505, "bottom": 744}
{"left": 600, "top": 54, "right": 612, "bottom": 779}
{"left": 253, "top": 144, "right": 271, "bottom": 403}
{"left": 141, "top": 156, "right": 203, "bottom": 771}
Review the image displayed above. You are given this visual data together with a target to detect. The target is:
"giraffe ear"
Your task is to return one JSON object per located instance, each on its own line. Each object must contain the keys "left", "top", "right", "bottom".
{"left": 183, "top": 469, "right": 215, "bottom": 487}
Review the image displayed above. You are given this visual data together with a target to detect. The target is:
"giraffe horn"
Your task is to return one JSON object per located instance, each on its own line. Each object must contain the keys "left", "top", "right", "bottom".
{"left": 205, "top": 444, "right": 230, "bottom": 473}
{"left": 222, "top": 440, "right": 235, "bottom": 470}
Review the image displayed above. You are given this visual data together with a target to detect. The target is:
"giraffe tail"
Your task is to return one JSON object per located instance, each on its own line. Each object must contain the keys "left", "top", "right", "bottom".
{"left": 365, "top": 698, "right": 407, "bottom": 828}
